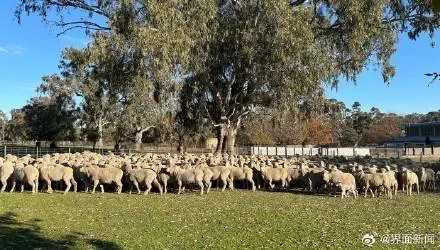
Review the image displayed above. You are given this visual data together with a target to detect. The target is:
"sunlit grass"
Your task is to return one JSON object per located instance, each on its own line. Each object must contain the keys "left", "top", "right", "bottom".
{"left": 0, "top": 190, "right": 438, "bottom": 249}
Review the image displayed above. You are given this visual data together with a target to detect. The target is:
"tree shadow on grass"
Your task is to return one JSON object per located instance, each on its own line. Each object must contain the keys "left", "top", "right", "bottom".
{"left": 0, "top": 212, "right": 121, "bottom": 249}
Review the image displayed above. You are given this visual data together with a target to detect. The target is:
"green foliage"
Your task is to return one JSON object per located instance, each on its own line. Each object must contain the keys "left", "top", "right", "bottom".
{"left": 12, "top": 0, "right": 440, "bottom": 149}
{"left": 6, "top": 109, "right": 28, "bottom": 142}
{"left": 23, "top": 97, "right": 78, "bottom": 141}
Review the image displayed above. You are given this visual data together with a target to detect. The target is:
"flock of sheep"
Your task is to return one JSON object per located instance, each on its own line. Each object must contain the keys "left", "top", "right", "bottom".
{"left": 0, "top": 151, "right": 438, "bottom": 198}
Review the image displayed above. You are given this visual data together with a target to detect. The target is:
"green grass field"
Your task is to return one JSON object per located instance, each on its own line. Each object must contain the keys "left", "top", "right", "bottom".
{"left": 0, "top": 190, "right": 439, "bottom": 249}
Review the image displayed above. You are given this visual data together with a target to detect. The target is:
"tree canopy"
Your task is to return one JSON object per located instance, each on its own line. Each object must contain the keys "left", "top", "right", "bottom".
{"left": 13, "top": 0, "right": 440, "bottom": 152}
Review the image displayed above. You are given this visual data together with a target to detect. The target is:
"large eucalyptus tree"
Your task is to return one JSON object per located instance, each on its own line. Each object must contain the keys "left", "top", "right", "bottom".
{"left": 16, "top": 0, "right": 440, "bottom": 153}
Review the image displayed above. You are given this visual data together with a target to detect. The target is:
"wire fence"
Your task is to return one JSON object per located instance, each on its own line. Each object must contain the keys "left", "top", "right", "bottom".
{"left": 2, "top": 144, "right": 440, "bottom": 159}
{"left": 0, "top": 145, "right": 215, "bottom": 158}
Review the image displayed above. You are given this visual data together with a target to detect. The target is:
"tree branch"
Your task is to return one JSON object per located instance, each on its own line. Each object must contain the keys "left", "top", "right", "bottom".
{"left": 56, "top": 24, "right": 110, "bottom": 36}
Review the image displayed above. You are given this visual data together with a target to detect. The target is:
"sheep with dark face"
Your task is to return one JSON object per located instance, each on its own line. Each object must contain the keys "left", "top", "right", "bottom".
{"left": 79, "top": 166, "right": 123, "bottom": 194}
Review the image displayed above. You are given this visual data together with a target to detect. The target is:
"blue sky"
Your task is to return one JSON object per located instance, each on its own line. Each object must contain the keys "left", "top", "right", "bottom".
{"left": 0, "top": 1, "right": 439, "bottom": 116}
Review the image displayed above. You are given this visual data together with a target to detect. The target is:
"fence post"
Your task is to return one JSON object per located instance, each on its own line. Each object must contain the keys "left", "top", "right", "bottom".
{"left": 285, "top": 146, "right": 287, "bottom": 157}
{"left": 68, "top": 147, "right": 71, "bottom": 154}
{"left": 36, "top": 146, "right": 39, "bottom": 158}
{"left": 266, "top": 147, "right": 269, "bottom": 156}
{"left": 3, "top": 145, "right": 6, "bottom": 157}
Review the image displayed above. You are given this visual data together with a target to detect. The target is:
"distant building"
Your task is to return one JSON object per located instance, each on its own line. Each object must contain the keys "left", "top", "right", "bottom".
{"left": 388, "top": 122, "right": 440, "bottom": 147}
{"left": 405, "top": 122, "right": 440, "bottom": 137}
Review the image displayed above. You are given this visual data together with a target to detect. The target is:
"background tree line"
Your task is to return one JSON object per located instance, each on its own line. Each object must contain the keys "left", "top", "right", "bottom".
{"left": 4, "top": 0, "right": 440, "bottom": 152}
{"left": 3, "top": 98, "right": 440, "bottom": 148}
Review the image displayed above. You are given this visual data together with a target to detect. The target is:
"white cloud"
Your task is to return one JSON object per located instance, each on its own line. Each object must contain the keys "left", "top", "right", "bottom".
{"left": 0, "top": 44, "right": 25, "bottom": 55}
{"left": 10, "top": 45, "right": 25, "bottom": 55}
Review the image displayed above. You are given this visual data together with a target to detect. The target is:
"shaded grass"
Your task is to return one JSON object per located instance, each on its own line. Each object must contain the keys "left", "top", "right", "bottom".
{"left": 0, "top": 190, "right": 439, "bottom": 249}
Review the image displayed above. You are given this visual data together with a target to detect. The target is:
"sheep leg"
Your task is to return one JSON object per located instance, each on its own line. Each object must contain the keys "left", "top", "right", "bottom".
{"left": 29, "top": 181, "right": 35, "bottom": 194}
{"left": 116, "top": 181, "right": 123, "bottom": 194}
{"left": 128, "top": 182, "right": 133, "bottom": 194}
{"left": 20, "top": 184, "right": 24, "bottom": 193}
{"left": 100, "top": 184, "right": 105, "bottom": 193}
{"left": 369, "top": 188, "right": 375, "bottom": 198}
{"left": 221, "top": 178, "right": 227, "bottom": 192}
{"left": 197, "top": 181, "right": 204, "bottom": 195}
{"left": 177, "top": 180, "right": 183, "bottom": 194}
{"left": 1, "top": 179, "right": 7, "bottom": 192}
{"left": 228, "top": 178, "right": 234, "bottom": 191}
{"left": 162, "top": 179, "right": 168, "bottom": 194}
{"left": 205, "top": 181, "right": 211, "bottom": 194}
{"left": 71, "top": 179, "right": 77, "bottom": 192}
{"left": 363, "top": 184, "right": 369, "bottom": 198}
{"left": 46, "top": 179, "right": 53, "bottom": 194}
{"left": 10, "top": 181, "right": 16, "bottom": 193}
{"left": 268, "top": 179, "right": 274, "bottom": 190}
{"left": 248, "top": 178, "right": 256, "bottom": 191}
{"left": 416, "top": 183, "right": 419, "bottom": 195}
{"left": 153, "top": 179, "right": 163, "bottom": 195}
{"left": 91, "top": 180, "right": 99, "bottom": 194}
{"left": 83, "top": 178, "right": 90, "bottom": 193}
{"left": 63, "top": 178, "right": 71, "bottom": 195}
{"left": 144, "top": 182, "right": 152, "bottom": 195}
{"left": 133, "top": 181, "right": 141, "bottom": 194}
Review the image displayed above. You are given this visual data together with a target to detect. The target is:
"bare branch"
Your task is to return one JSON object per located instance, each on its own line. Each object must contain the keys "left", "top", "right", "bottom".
{"left": 56, "top": 24, "right": 110, "bottom": 36}
{"left": 425, "top": 72, "right": 440, "bottom": 85}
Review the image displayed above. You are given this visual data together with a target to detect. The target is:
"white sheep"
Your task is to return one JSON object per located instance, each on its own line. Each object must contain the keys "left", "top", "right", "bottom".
{"left": 0, "top": 160, "right": 14, "bottom": 192}
{"left": 79, "top": 166, "right": 123, "bottom": 194}
{"left": 402, "top": 170, "right": 419, "bottom": 196}
{"left": 123, "top": 164, "right": 163, "bottom": 195}
{"left": 166, "top": 165, "right": 205, "bottom": 195}
{"left": 38, "top": 164, "right": 77, "bottom": 194}
{"left": 10, "top": 165, "right": 39, "bottom": 193}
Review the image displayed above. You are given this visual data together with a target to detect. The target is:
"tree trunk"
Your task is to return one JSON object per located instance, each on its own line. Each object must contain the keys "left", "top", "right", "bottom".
{"left": 214, "top": 125, "right": 226, "bottom": 155}
{"left": 135, "top": 126, "right": 155, "bottom": 151}
{"left": 97, "top": 117, "right": 103, "bottom": 148}
{"left": 225, "top": 126, "right": 238, "bottom": 155}
{"left": 135, "top": 130, "right": 143, "bottom": 151}
{"left": 177, "top": 135, "right": 185, "bottom": 153}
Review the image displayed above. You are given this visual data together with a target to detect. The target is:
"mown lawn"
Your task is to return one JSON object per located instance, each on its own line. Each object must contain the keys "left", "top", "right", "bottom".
{"left": 0, "top": 190, "right": 439, "bottom": 249}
